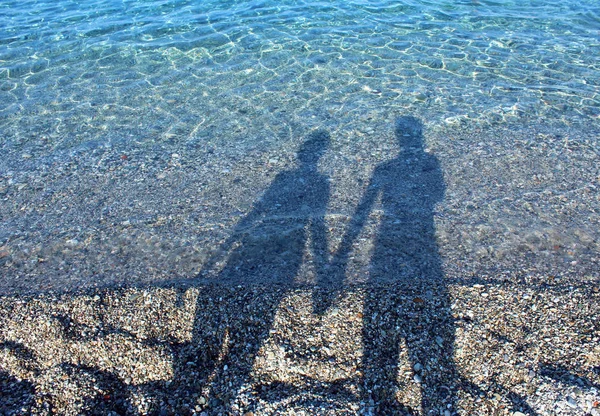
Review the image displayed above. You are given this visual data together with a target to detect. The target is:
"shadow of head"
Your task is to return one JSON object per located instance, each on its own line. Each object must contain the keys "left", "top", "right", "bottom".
{"left": 297, "top": 129, "right": 331, "bottom": 166}
{"left": 396, "top": 116, "right": 424, "bottom": 150}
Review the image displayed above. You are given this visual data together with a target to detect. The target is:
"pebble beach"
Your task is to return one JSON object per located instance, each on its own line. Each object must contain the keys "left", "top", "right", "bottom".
{"left": 1, "top": 281, "right": 599, "bottom": 415}
{"left": 1, "top": 0, "right": 600, "bottom": 414}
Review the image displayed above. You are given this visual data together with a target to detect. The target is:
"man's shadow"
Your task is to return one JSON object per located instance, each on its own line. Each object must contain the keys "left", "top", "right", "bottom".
{"left": 331, "top": 116, "right": 453, "bottom": 413}
{"left": 189, "top": 130, "right": 331, "bottom": 410}
{"left": 329, "top": 117, "right": 538, "bottom": 414}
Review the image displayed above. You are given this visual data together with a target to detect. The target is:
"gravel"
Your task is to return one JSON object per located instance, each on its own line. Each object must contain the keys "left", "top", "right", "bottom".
{"left": 1, "top": 280, "right": 598, "bottom": 415}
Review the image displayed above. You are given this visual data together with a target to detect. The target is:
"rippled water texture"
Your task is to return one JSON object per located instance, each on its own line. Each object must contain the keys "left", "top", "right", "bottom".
{"left": 1, "top": 0, "right": 599, "bottom": 294}
{"left": 1, "top": 0, "right": 599, "bottom": 153}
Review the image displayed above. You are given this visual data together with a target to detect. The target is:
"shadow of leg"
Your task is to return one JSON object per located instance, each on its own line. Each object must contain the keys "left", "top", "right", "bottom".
{"left": 193, "top": 288, "right": 285, "bottom": 413}
{"left": 361, "top": 289, "right": 417, "bottom": 415}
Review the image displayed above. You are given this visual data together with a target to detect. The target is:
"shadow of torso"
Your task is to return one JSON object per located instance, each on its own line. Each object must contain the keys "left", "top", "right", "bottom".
{"left": 209, "top": 166, "right": 329, "bottom": 285}
{"left": 368, "top": 150, "right": 445, "bottom": 282}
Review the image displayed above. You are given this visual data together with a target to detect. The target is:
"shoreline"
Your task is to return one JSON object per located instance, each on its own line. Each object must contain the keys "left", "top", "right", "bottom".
{"left": 2, "top": 121, "right": 599, "bottom": 296}
{"left": 2, "top": 121, "right": 599, "bottom": 414}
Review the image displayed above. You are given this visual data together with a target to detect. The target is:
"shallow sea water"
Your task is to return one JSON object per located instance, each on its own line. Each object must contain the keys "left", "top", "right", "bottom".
{"left": 2, "top": 0, "right": 599, "bottom": 147}
{"left": 1, "top": 2, "right": 600, "bottom": 415}
{"left": 0, "top": 0, "right": 599, "bottom": 293}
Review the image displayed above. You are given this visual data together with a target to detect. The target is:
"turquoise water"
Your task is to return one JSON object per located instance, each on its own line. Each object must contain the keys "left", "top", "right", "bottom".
{"left": 1, "top": 0, "right": 600, "bottom": 295}
{"left": 1, "top": 3, "right": 599, "bottom": 413}
{"left": 1, "top": 0, "right": 599, "bottom": 154}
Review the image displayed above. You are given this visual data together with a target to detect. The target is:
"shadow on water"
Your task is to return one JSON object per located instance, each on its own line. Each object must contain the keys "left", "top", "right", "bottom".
{"left": 333, "top": 116, "right": 450, "bottom": 413}
{"left": 170, "top": 117, "right": 536, "bottom": 414}
{"left": 197, "top": 129, "right": 331, "bottom": 287}
{"left": 315, "top": 116, "right": 468, "bottom": 414}
{"left": 0, "top": 119, "right": 551, "bottom": 415}
{"left": 327, "top": 117, "right": 535, "bottom": 415}
{"left": 190, "top": 129, "right": 332, "bottom": 409}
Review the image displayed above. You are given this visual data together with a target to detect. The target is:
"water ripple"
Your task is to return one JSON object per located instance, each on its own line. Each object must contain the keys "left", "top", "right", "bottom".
{"left": 0, "top": 0, "right": 598, "bottom": 153}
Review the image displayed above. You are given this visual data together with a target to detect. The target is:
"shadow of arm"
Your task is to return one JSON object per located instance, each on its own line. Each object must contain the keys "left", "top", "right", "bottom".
{"left": 332, "top": 178, "right": 380, "bottom": 271}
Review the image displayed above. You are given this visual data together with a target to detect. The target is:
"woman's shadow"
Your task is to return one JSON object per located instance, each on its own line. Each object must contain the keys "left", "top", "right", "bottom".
{"left": 190, "top": 130, "right": 331, "bottom": 410}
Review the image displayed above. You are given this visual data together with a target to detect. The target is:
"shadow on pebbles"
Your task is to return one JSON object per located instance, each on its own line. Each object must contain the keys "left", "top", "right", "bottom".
{"left": 1, "top": 280, "right": 598, "bottom": 415}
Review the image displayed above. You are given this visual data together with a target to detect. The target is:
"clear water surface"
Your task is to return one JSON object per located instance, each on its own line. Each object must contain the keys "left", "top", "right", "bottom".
{"left": 0, "top": 0, "right": 599, "bottom": 293}
{"left": 1, "top": 0, "right": 599, "bottom": 153}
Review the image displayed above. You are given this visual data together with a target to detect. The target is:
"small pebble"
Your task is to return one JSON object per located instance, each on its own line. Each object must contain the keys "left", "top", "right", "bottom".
{"left": 566, "top": 396, "right": 578, "bottom": 408}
